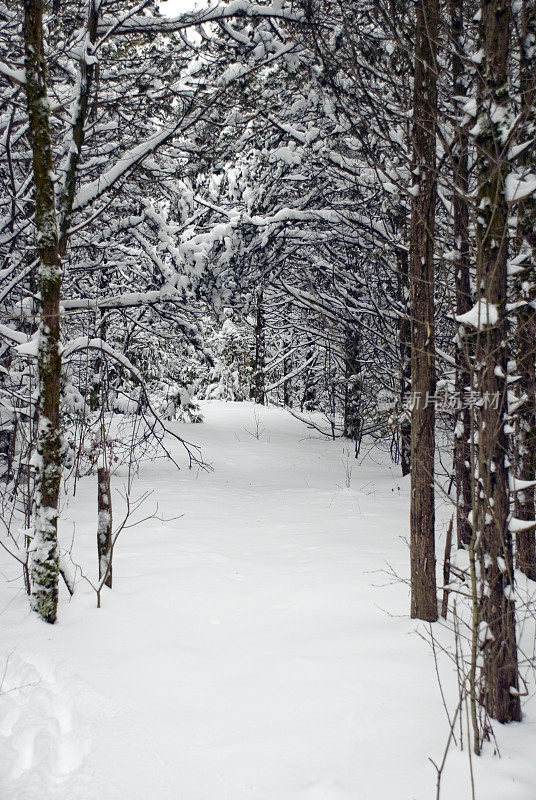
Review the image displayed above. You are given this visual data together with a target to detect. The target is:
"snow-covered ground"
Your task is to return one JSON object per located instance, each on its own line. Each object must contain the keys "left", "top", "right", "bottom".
{"left": 1, "top": 401, "right": 535, "bottom": 800}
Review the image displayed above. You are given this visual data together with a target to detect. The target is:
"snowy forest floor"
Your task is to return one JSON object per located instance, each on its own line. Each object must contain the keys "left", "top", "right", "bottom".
{"left": 1, "top": 401, "right": 536, "bottom": 800}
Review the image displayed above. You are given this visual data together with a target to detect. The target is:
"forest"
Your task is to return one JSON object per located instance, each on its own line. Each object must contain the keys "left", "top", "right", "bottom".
{"left": 1, "top": 0, "right": 536, "bottom": 797}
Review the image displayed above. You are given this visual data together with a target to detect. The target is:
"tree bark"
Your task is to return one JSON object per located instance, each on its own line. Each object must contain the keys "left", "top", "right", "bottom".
{"left": 474, "top": 0, "right": 521, "bottom": 723}
{"left": 450, "top": 0, "right": 473, "bottom": 549}
{"left": 396, "top": 239, "right": 412, "bottom": 477}
{"left": 58, "top": 0, "right": 100, "bottom": 257}
{"left": 514, "top": 297, "right": 536, "bottom": 579}
{"left": 513, "top": 0, "right": 536, "bottom": 580}
{"left": 23, "top": 0, "right": 62, "bottom": 624}
{"left": 97, "top": 465, "right": 113, "bottom": 589}
{"left": 343, "top": 328, "right": 363, "bottom": 455}
{"left": 251, "top": 287, "right": 266, "bottom": 405}
{"left": 409, "top": 0, "right": 439, "bottom": 621}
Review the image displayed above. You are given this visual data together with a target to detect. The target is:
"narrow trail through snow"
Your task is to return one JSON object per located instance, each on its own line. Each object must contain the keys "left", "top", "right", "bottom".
{"left": 1, "top": 402, "right": 535, "bottom": 800}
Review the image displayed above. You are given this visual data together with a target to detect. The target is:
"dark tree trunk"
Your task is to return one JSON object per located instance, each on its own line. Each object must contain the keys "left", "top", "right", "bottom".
{"left": 450, "top": 0, "right": 473, "bottom": 549}
{"left": 513, "top": 0, "right": 536, "bottom": 580}
{"left": 23, "top": 0, "right": 61, "bottom": 624}
{"left": 409, "top": 0, "right": 439, "bottom": 621}
{"left": 514, "top": 298, "right": 536, "bottom": 579}
{"left": 474, "top": 0, "right": 521, "bottom": 723}
{"left": 343, "top": 328, "right": 363, "bottom": 455}
{"left": 283, "top": 354, "right": 292, "bottom": 408}
{"left": 396, "top": 242, "right": 412, "bottom": 477}
{"left": 251, "top": 288, "right": 266, "bottom": 405}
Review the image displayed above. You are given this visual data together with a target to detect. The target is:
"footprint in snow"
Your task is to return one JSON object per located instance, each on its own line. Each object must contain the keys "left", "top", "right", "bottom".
{"left": 0, "top": 652, "right": 92, "bottom": 796}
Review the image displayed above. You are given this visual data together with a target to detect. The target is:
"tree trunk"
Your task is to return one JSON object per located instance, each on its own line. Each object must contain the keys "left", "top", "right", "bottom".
{"left": 58, "top": 0, "right": 99, "bottom": 257}
{"left": 514, "top": 299, "right": 536, "bottom": 579}
{"left": 23, "top": 0, "right": 61, "bottom": 624}
{"left": 283, "top": 353, "right": 292, "bottom": 407}
{"left": 397, "top": 247, "right": 412, "bottom": 478}
{"left": 251, "top": 288, "right": 266, "bottom": 405}
{"left": 450, "top": 0, "right": 473, "bottom": 549}
{"left": 97, "top": 465, "right": 113, "bottom": 589}
{"left": 473, "top": 0, "right": 521, "bottom": 723}
{"left": 409, "top": 0, "right": 439, "bottom": 621}
{"left": 343, "top": 328, "right": 363, "bottom": 455}
{"left": 513, "top": 0, "right": 536, "bottom": 580}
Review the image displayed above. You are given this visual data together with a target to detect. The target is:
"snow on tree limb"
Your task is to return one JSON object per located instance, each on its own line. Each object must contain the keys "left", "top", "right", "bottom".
{"left": 0, "top": 62, "right": 25, "bottom": 86}
{"left": 97, "top": 2, "right": 306, "bottom": 37}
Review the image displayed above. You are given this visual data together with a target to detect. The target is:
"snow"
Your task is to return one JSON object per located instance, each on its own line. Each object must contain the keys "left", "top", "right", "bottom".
{"left": 455, "top": 298, "right": 499, "bottom": 329}
{"left": 0, "top": 323, "right": 29, "bottom": 346}
{"left": 269, "top": 144, "right": 302, "bottom": 166}
{"left": 508, "top": 516, "right": 536, "bottom": 533}
{"left": 72, "top": 126, "right": 177, "bottom": 212}
{"left": 506, "top": 173, "right": 536, "bottom": 204}
{"left": 97, "top": 2, "right": 304, "bottom": 35}
{"left": 509, "top": 476, "right": 536, "bottom": 493}
{"left": 14, "top": 336, "right": 40, "bottom": 358}
{"left": 0, "top": 61, "right": 25, "bottom": 86}
{"left": 1, "top": 402, "right": 536, "bottom": 800}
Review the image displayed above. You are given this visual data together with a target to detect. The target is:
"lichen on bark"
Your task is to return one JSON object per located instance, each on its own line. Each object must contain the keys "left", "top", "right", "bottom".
{"left": 23, "top": 0, "right": 62, "bottom": 624}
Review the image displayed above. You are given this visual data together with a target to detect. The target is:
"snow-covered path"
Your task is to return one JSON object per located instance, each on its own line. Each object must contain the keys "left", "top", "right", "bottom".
{"left": 1, "top": 402, "right": 535, "bottom": 800}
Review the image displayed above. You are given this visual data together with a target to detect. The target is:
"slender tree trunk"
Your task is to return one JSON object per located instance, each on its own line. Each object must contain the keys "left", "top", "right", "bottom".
{"left": 283, "top": 353, "right": 292, "bottom": 407}
{"left": 409, "top": 0, "right": 439, "bottom": 621}
{"left": 450, "top": 0, "right": 473, "bottom": 549}
{"left": 514, "top": 298, "right": 536, "bottom": 579}
{"left": 97, "top": 464, "right": 113, "bottom": 589}
{"left": 343, "top": 328, "right": 363, "bottom": 454}
{"left": 96, "top": 303, "right": 112, "bottom": 588}
{"left": 396, "top": 241, "right": 412, "bottom": 477}
{"left": 514, "top": 0, "right": 536, "bottom": 580}
{"left": 474, "top": 0, "right": 521, "bottom": 723}
{"left": 23, "top": 0, "right": 61, "bottom": 624}
{"left": 58, "top": 0, "right": 99, "bottom": 257}
{"left": 0, "top": 352, "right": 14, "bottom": 482}
{"left": 282, "top": 305, "right": 292, "bottom": 407}
{"left": 251, "top": 287, "right": 266, "bottom": 405}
